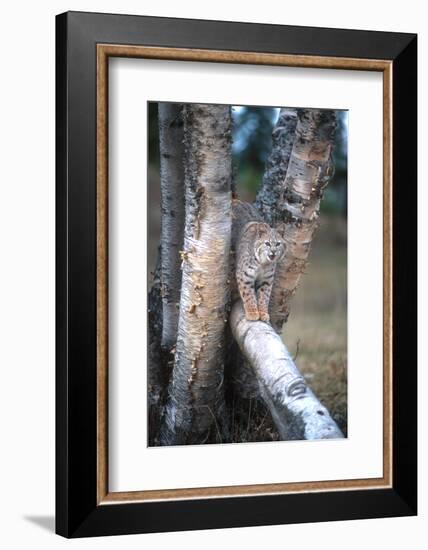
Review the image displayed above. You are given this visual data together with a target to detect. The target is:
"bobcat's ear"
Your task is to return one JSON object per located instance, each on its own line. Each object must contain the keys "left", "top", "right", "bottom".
{"left": 275, "top": 223, "right": 287, "bottom": 239}
{"left": 256, "top": 223, "right": 270, "bottom": 239}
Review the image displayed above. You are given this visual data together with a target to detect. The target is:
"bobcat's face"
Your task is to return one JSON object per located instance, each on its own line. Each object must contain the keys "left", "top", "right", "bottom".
{"left": 255, "top": 225, "right": 285, "bottom": 265}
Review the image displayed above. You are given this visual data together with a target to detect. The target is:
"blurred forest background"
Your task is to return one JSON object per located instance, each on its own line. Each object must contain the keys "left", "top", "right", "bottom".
{"left": 148, "top": 104, "right": 348, "bottom": 436}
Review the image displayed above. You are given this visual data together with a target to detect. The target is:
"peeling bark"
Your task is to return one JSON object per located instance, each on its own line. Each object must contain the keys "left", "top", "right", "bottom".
{"left": 230, "top": 301, "right": 343, "bottom": 440}
{"left": 255, "top": 108, "right": 297, "bottom": 225}
{"left": 269, "top": 109, "right": 337, "bottom": 330}
{"left": 160, "top": 104, "right": 233, "bottom": 445}
{"left": 158, "top": 103, "right": 185, "bottom": 350}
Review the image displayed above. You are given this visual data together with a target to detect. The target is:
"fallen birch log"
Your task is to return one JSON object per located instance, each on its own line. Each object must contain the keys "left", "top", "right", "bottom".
{"left": 230, "top": 301, "right": 344, "bottom": 440}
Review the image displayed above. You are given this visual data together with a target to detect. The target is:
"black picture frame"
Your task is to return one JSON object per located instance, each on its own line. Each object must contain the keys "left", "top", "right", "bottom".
{"left": 56, "top": 10, "right": 417, "bottom": 538}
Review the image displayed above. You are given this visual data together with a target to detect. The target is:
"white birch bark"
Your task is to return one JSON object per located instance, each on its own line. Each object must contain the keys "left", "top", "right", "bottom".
{"left": 230, "top": 301, "right": 343, "bottom": 440}
{"left": 160, "top": 104, "right": 232, "bottom": 445}
{"left": 158, "top": 103, "right": 185, "bottom": 350}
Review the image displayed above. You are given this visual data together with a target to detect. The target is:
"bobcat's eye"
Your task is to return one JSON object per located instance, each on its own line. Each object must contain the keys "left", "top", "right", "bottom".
{"left": 276, "top": 242, "right": 282, "bottom": 246}
{"left": 264, "top": 241, "right": 271, "bottom": 247}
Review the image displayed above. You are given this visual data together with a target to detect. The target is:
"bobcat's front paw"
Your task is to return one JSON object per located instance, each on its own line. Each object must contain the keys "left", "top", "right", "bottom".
{"left": 259, "top": 311, "right": 270, "bottom": 323}
{"left": 245, "top": 309, "right": 260, "bottom": 321}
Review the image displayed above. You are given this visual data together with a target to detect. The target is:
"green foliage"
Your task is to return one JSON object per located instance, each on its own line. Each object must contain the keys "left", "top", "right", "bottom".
{"left": 231, "top": 106, "right": 278, "bottom": 198}
{"left": 325, "top": 109, "right": 348, "bottom": 216}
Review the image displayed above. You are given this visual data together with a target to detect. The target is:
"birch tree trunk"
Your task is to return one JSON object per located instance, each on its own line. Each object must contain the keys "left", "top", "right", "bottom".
{"left": 230, "top": 301, "right": 343, "bottom": 439}
{"left": 269, "top": 109, "right": 337, "bottom": 330}
{"left": 160, "top": 104, "right": 232, "bottom": 445}
{"left": 158, "top": 103, "right": 185, "bottom": 350}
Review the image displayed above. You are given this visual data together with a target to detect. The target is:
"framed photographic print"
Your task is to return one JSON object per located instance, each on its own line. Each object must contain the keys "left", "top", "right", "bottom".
{"left": 56, "top": 11, "right": 417, "bottom": 538}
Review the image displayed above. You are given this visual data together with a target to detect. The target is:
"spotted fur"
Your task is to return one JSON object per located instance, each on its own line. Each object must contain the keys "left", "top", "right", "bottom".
{"left": 233, "top": 201, "right": 285, "bottom": 322}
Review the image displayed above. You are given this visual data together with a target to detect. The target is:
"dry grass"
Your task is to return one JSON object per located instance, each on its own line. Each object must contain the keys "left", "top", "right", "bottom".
{"left": 226, "top": 394, "right": 281, "bottom": 444}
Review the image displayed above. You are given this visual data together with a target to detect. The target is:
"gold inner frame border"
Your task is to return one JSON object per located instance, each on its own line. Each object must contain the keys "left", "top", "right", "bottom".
{"left": 96, "top": 44, "right": 393, "bottom": 505}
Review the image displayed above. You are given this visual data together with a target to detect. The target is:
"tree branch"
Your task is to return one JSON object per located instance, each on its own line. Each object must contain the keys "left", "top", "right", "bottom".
{"left": 230, "top": 301, "right": 343, "bottom": 440}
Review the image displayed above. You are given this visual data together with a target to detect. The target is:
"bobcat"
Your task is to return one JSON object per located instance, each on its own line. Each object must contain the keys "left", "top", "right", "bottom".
{"left": 232, "top": 200, "right": 285, "bottom": 322}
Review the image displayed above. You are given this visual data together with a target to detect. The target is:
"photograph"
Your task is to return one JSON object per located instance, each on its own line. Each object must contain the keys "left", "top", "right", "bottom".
{"left": 147, "top": 102, "right": 348, "bottom": 446}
